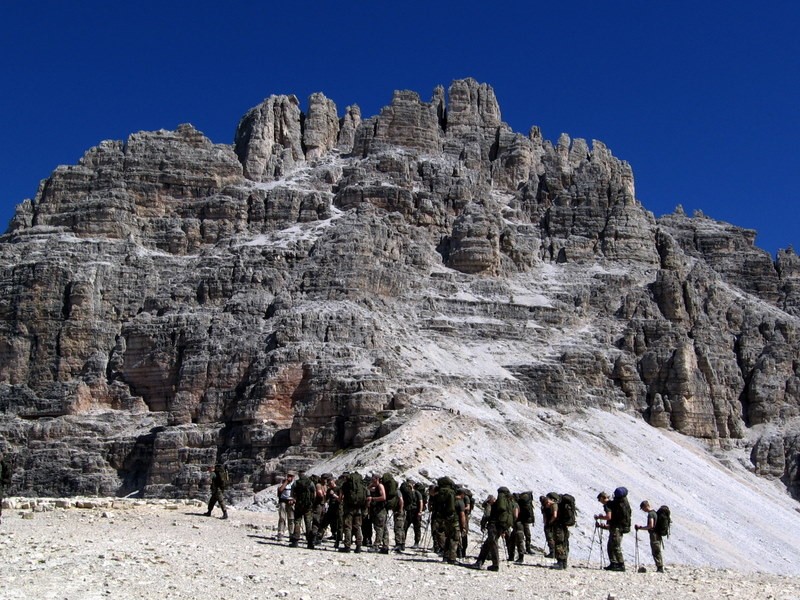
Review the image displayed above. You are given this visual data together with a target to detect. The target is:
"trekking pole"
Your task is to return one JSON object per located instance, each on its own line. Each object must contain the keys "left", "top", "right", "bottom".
{"left": 598, "top": 526, "right": 607, "bottom": 567}
{"left": 635, "top": 530, "right": 640, "bottom": 572}
{"left": 586, "top": 523, "right": 597, "bottom": 568}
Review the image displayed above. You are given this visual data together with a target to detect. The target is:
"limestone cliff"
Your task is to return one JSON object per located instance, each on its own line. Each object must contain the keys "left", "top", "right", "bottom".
{"left": 0, "top": 79, "right": 798, "bottom": 501}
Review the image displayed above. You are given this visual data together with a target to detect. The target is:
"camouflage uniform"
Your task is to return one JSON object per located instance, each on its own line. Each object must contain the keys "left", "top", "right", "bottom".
{"left": 541, "top": 495, "right": 556, "bottom": 558}
{"left": 339, "top": 473, "right": 365, "bottom": 553}
{"left": 205, "top": 465, "right": 228, "bottom": 519}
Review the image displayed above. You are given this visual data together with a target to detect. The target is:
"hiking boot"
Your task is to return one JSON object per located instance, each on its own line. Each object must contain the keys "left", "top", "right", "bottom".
{"left": 616, "top": 563, "right": 626, "bottom": 572}
{"left": 470, "top": 561, "right": 484, "bottom": 570}
{"left": 204, "top": 511, "right": 212, "bottom": 517}
{"left": 550, "top": 560, "right": 567, "bottom": 570}
{"left": 354, "top": 546, "right": 362, "bottom": 554}
{"left": 657, "top": 566, "right": 665, "bottom": 573}
{"left": 289, "top": 540, "right": 299, "bottom": 548}
{"left": 514, "top": 556, "right": 524, "bottom": 564}
{"left": 338, "top": 546, "right": 351, "bottom": 553}
{"left": 444, "top": 557, "right": 457, "bottom": 564}
{"left": 379, "top": 547, "right": 389, "bottom": 555}
{"left": 487, "top": 564, "right": 499, "bottom": 572}
{"left": 544, "top": 551, "right": 554, "bottom": 558}
{"left": 393, "top": 546, "right": 404, "bottom": 553}
{"left": 604, "top": 562, "right": 618, "bottom": 571}
{"left": 221, "top": 513, "right": 228, "bottom": 520}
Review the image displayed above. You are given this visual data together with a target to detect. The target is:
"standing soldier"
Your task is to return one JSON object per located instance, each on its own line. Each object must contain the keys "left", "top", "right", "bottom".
{"left": 540, "top": 495, "right": 556, "bottom": 559}
{"left": 635, "top": 500, "right": 665, "bottom": 573}
{"left": 545, "top": 492, "right": 573, "bottom": 570}
{"left": 276, "top": 472, "right": 295, "bottom": 540}
{"left": 473, "top": 487, "right": 514, "bottom": 572}
{"left": 339, "top": 472, "right": 367, "bottom": 553}
{"left": 400, "top": 479, "right": 422, "bottom": 550}
{"left": 367, "top": 473, "right": 389, "bottom": 554}
{"left": 596, "top": 487, "right": 631, "bottom": 571}
{"left": 290, "top": 470, "right": 317, "bottom": 549}
{"left": 205, "top": 464, "right": 229, "bottom": 520}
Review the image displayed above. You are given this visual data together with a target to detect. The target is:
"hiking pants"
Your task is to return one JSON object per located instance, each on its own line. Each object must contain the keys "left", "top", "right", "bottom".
{"left": 342, "top": 508, "right": 363, "bottom": 549}
{"left": 207, "top": 489, "right": 227, "bottom": 516}
{"left": 277, "top": 501, "right": 294, "bottom": 538}
{"left": 544, "top": 523, "right": 555, "bottom": 554}
{"left": 649, "top": 532, "right": 663, "bottom": 569}
{"left": 404, "top": 509, "right": 421, "bottom": 545}
{"left": 292, "top": 508, "right": 315, "bottom": 545}
{"left": 608, "top": 526, "right": 625, "bottom": 564}
{"left": 476, "top": 522, "right": 502, "bottom": 567}
{"left": 553, "top": 523, "right": 569, "bottom": 562}
{"left": 371, "top": 507, "right": 389, "bottom": 549}
{"left": 392, "top": 508, "right": 405, "bottom": 547}
{"left": 510, "top": 521, "right": 526, "bottom": 560}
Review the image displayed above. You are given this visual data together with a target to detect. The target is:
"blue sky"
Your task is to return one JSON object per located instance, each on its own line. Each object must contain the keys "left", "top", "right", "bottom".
{"left": 1, "top": 1, "right": 797, "bottom": 256}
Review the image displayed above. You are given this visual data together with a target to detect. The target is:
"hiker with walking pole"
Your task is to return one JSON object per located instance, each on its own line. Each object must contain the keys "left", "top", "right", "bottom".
{"left": 636, "top": 500, "right": 667, "bottom": 573}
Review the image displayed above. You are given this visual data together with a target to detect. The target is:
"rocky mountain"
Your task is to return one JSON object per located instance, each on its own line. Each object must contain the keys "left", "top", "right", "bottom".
{"left": 0, "top": 78, "right": 798, "bottom": 503}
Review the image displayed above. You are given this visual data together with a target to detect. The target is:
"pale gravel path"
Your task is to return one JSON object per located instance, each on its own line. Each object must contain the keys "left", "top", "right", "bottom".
{"left": 1, "top": 501, "right": 799, "bottom": 600}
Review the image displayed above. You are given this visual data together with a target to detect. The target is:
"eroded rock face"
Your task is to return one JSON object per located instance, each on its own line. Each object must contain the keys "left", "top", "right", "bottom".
{"left": 1, "top": 79, "right": 799, "bottom": 500}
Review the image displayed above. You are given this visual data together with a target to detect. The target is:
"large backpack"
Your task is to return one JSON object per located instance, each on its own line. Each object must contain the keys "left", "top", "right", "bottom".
{"left": 517, "top": 491, "right": 535, "bottom": 525}
{"left": 655, "top": 505, "right": 671, "bottom": 537}
{"left": 400, "top": 481, "right": 417, "bottom": 512}
{"left": 436, "top": 477, "right": 456, "bottom": 517}
{"left": 382, "top": 473, "right": 399, "bottom": 510}
{"left": 345, "top": 472, "right": 368, "bottom": 509}
{"left": 557, "top": 493, "right": 577, "bottom": 527}
{"left": 494, "top": 489, "right": 515, "bottom": 530}
{"left": 611, "top": 496, "right": 632, "bottom": 533}
{"left": 292, "top": 475, "right": 315, "bottom": 510}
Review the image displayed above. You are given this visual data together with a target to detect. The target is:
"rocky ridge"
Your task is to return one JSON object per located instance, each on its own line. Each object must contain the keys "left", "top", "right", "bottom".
{"left": 0, "top": 78, "right": 798, "bottom": 511}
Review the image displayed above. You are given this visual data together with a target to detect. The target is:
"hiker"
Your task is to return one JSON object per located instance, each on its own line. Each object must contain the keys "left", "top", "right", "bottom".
{"left": 636, "top": 500, "right": 665, "bottom": 572}
{"left": 596, "top": 487, "right": 631, "bottom": 571}
{"left": 432, "top": 477, "right": 460, "bottom": 564}
{"left": 514, "top": 491, "right": 535, "bottom": 558}
{"left": 540, "top": 495, "right": 556, "bottom": 558}
{"left": 320, "top": 475, "right": 343, "bottom": 548}
{"left": 311, "top": 475, "right": 327, "bottom": 545}
{"left": 400, "top": 479, "right": 423, "bottom": 548}
{"left": 459, "top": 488, "right": 474, "bottom": 557}
{"left": 381, "top": 473, "right": 405, "bottom": 552}
{"left": 367, "top": 473, "right": 389, "bottom": 554}
{"left": 276, "top": 472, "right": 295, "bottom": 540}
{"left": 205, "top": 464, "right": 229, "bottom": 520}
{"left": 290, "top": 470, "right": 317, "bottom": 549}
{"left": 473, "top": 487, "right": 514, "bottom": 572}
{"left": 0, "top": 451, "right": 11, "bottom": 525}
{"left": 545, "top": 492, "right": 572, "bottom": 570}
{"left": 339, "top": 472, "right": 366, "bottom": 553}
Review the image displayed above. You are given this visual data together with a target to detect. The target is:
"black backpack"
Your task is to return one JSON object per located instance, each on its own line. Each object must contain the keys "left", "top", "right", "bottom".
{"left": 655, "top": 505, "right": 671, "bottom": 537}
{"left": 436, "top": 485, "right": 456, "bottom": 518}
{"left": 400, "top": 481, "right": 417, "bottom": 512}
{"left": 612, "top": 496, "right": 632, "bottom": 533}
{"left": 517, "top": 491, "right": 535, "bottom": 525}
{"left": 557, "top": 493, "right": 576, "bottom": 527}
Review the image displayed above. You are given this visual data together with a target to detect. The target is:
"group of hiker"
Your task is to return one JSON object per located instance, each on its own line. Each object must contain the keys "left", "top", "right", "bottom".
{"left": 213, "top": 467, "right": 671, "bottom": 573}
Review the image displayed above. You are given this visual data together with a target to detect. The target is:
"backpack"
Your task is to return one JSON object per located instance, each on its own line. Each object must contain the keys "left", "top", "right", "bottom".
{"left": 557, "top": 493, "right": 577, "bottom": 527}
{"left": 612, "top": 496, "right": 632, "bottom": 533}
{"left": 400, "top": 481, "right": 417, "bottom": 512}
{"left": 437, "top": 486, "right": 456, "bottom": 517}
{"left": 382, "top": 473, "right": 399, "bottom": 510}
{"left": 345, "top": 472, "right": 368, "bottom": 509}
{"left": 292, "top": 475, "right": 315, "bottom": 510}
{"left": 494, "top": 490, "right": 515, "bottom": 530}
{"left": 655, "top": 505, "right": 671, "bottom": 537}
{"left": 517, "top": 491, "right": 535, "bottom": 525}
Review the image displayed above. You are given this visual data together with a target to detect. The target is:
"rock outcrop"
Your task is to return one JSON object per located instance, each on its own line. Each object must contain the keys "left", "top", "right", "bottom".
{"left": 0, "top": 78, "right": 798, "bottom": 501}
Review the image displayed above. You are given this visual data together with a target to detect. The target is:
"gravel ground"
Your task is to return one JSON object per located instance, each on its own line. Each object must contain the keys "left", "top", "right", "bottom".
{"left": 2, "top": 500, "right": 799, "bottom": 600}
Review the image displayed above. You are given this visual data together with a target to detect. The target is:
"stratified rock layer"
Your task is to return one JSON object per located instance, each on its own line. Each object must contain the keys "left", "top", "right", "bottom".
{"left": 0, "top": 79, "right": 798, "bottom": 500}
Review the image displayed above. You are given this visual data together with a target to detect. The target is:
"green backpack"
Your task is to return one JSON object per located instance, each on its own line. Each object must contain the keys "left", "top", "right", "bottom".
{"left": 436, "top": 477, "right": 456, "bottom": 517}
{"left": 494, "top": 489, "right": 514, "bottom": 530}
{"left": 400, "top": 481, "right": 418, "bottom": 512}
{"left": 382, "top": 473, "right": 399, "bottom": 510}
{"left": 292, "top": 475, "right": 315, "bottom": 510}
{"left": 345, "top": 472, "right": 368, "bottom": 508}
